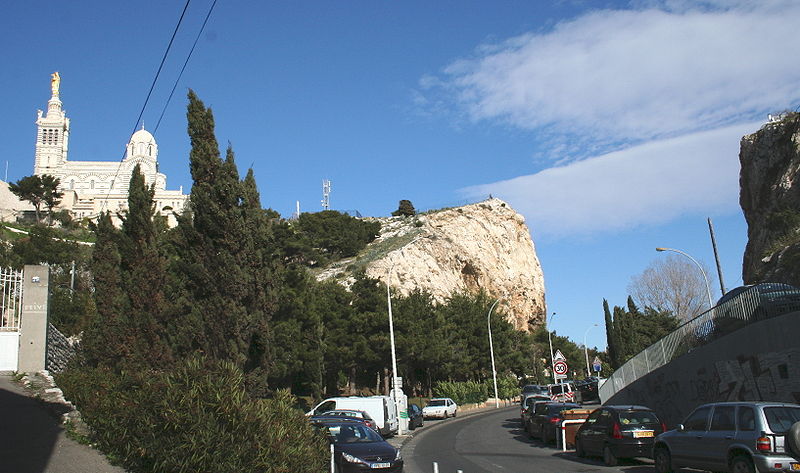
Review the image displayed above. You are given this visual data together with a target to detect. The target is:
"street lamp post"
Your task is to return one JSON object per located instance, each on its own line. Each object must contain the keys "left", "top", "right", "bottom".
{"left": 655, "top": 247, "right": 714, "bottom": 309}
{"left": 487, "top": 299, "right": 501, "bottom": 408}
{"left": 583, "top": 324, "right": 598, "bottom": 377}
{"left": 547, "top": 312, "right": 557, "bottom": 384}
{"left": 386, "top": 262, "right": 408, "bottom": 435}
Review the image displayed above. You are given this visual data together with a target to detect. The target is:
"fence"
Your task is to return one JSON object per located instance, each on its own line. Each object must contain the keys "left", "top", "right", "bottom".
{"left": 0, "top": 268, "right": 23, "bottom": 330}
{"left": 599, "top": 284, "right": 800, "bottom": 402}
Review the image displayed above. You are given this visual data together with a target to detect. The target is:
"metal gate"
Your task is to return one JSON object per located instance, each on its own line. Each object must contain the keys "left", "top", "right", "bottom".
{"left": 0, "top": 267, "right": 23, "bottom": 371}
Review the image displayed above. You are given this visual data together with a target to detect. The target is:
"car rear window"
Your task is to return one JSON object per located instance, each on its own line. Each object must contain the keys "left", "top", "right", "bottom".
{"left": 618, "top": 410, "right": 660, "bottom": 427}
{"left": 547, "top": 404, "right": 578, "bottom": 415}
{"left": 764, "top": 407, "right": 800, "bottom": 434}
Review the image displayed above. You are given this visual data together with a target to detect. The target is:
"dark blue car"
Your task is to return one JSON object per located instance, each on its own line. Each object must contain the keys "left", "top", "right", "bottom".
{"left": 312, "top": 418, "right": 403, "bottom": 472}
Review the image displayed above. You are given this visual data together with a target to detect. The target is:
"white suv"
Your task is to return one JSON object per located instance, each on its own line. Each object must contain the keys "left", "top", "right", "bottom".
{"left": 423, "top": 398, "right": 458, "bottom": 419}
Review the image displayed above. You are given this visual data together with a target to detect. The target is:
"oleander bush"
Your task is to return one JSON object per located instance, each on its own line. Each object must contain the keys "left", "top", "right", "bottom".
{"left": 57, "top": 357, "right": 328, "bottom": 473}
{"left": 433, "top": 380, "right": 487, "bottom": 405}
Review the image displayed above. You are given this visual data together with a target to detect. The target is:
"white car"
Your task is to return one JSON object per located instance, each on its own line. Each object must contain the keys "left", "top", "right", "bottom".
{"left": 423, "top": 398, "right": 458, "bottom": 419}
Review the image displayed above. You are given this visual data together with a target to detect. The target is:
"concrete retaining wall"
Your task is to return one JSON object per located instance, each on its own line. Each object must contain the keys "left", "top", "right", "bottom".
{"left": 605, "top": 311, "right": 800, "bottom": 427}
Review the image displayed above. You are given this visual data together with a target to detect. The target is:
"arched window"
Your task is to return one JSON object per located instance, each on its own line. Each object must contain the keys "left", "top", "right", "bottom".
{"left": 70, "top": 179, "right": 74, "bottom": 190}
{"left": 90, "top": 180, "right": 95, "bottom": 190}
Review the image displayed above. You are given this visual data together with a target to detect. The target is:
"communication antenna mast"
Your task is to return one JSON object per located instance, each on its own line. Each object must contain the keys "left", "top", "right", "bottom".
{"left": 321, "top": 179, "right": 331, "bottom": 210}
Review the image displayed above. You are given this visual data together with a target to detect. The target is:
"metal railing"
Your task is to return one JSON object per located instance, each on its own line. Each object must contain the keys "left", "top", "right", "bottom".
{"left": 0, "top": 268, "right": 23, "bottom": 331}
{"left": 599, "top": 284, "right": 800, "bottom": 401}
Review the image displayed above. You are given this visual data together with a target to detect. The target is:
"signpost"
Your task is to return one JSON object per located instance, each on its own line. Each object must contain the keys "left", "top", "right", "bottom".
{"left": 553, "top": 349, "right": 568, "bottom": 381}
{"left": 592, "top": 356, "right": 602, "bottom": 374}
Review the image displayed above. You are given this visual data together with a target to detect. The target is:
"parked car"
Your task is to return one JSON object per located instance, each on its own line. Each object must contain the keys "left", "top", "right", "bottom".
{"left": 521, "top": 395, "right": 550, "bottom": 424}
{"left": 526, "top": 402, "right": 581, "bottom": 443}
{"left": 307, "top": 396, "right": 399, "bottom": 437}
{"left": 319, "top": 410, "right": 380, "bottom": 432}
{"left": 423, "top": 398, "right": 458, "bottom": 419}
{"left": 312, "top": 418, "right": 403, "bottom": 472}
{"left": 574, "top": 405, "right": 666, "bottom": 466}
{"left": 407, "top": 403, "right": 424, "bottom": 430}
{"left": 710, "top": 283, "right": 800, "bottom": 339}
{"left": 547, "top": 382, "right": 577, "bottom": 402}
{"left": 653, "top": 401, "right": 800, "bottom": 473}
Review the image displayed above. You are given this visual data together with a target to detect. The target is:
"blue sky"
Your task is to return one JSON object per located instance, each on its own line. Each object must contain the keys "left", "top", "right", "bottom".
{"left": 3, "top": 0, "right": 799, "bottom": 354}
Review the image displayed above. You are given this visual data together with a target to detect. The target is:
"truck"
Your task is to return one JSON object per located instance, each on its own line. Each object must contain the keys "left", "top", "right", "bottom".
{"left": 307, "top": 396, "right": 399, "bottom": 437}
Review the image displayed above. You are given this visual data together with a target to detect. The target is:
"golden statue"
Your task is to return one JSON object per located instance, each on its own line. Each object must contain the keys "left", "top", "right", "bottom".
{"left": 51, "top": 72, "right": 60, "bottom": 97}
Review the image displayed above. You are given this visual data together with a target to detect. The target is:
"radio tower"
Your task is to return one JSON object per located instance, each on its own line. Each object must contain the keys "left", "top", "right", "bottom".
{"left": 321, "top": 179, "right": 331, "bottom": 210}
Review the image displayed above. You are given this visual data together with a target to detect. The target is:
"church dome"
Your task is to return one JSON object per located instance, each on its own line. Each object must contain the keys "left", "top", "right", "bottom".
{"left": 125, "top": 127, "right": 158, "bottom": 161}
{"left": 129, "top": 128, "right": 156, "bottom": 145}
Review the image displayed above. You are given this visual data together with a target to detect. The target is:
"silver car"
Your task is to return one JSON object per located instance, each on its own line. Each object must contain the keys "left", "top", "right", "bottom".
{"left": 653, "top": 401, "right": 800, "bottom": 473}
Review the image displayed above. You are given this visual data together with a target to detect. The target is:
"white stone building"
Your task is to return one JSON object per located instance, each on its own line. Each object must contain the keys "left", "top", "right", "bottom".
{"left": 32, "top": 73, "right": 188, "bottom": 226}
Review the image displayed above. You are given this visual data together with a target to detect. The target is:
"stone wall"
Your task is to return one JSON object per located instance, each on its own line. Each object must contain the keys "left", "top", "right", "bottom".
{"left": 604, "top": 311, "right": 800, "bottom": 427}
{"left": 46, "top": 323, "right": 77, "bottom": 373}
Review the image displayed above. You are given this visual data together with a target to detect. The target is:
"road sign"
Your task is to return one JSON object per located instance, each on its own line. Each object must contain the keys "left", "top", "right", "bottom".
{"left": 553, "top": 360, "right": 568, "bottom": 376}
{"left": 554, "top": 349, "right": 566, "bottom": 361}
{"left": 592, "top": 356, "right": 602, "bottom": 372}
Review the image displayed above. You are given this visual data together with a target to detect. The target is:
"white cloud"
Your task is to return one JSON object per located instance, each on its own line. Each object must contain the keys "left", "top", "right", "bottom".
{"left": 426, "top": 2, "right": 800, "bottom": 154}
{"left": 462, "top": 121, "right": 761, "bottom": 238}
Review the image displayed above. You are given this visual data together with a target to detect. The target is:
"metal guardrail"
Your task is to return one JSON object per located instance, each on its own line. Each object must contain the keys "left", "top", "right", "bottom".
{"left": 599, "top": 285, "right": 800, "bottom": 402}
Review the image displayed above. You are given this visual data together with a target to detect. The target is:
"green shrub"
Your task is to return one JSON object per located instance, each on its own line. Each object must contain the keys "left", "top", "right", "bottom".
{"left": 57, "top": 357, "right": 328, "bottom": 473}
{"left": 433, "top": 380, "right": 487, "bottom": 405}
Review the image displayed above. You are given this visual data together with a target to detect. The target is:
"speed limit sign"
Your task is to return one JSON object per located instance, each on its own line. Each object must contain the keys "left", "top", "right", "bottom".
{"left": 553, "top": 360, "right": 568, "bottom": 376}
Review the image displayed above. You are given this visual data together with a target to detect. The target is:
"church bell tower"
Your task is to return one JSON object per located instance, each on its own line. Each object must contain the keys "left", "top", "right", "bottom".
{"left": 34, "top": 72, "right": 70, "bottom": 176}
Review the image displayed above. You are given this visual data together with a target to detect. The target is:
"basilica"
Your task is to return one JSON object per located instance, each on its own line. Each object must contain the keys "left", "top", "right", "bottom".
{"left": 33, "top": 73, "right": 188, "bottom": 226}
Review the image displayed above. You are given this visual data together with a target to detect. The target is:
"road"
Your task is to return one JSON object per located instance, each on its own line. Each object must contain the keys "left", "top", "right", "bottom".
{"left": 401, "top": 406, "right": 657, "bottom": 473}
{"left": 0, "top": 375, "right": 124, "bottom": 473}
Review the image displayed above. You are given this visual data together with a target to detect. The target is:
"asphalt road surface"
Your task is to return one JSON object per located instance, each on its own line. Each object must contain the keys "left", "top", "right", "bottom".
{"left": 402, "top": 406, "right": 658, "bottom": 473}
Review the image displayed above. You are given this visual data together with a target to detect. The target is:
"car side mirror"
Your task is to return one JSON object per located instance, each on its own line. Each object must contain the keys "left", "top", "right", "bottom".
{"left": 677, "top": 424, "right": 685, "bottom": 431}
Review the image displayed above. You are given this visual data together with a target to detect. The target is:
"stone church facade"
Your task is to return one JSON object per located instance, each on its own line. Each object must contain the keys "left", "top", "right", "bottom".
{"left": 33, "top": 73, "right": 188, "bottom": 226}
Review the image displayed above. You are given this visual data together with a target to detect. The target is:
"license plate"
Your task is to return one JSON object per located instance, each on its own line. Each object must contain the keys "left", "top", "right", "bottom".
{"left": 791, "top": 463, "right": 800, "bottom": 471}
{"left": 371, "top": 463, "right": 391, "bottom": 469}
{"left": 633, "top": 430, "right": 654, "bottom": 438}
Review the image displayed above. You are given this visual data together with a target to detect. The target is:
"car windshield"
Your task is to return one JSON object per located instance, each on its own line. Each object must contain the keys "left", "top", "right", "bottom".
{"left": 322, "top": 424, "right": 384, "bottom": 444}
{"left": 764, "top": 407, "right": 800, "bottom": 433}
{"left": 619, "top": 410, "right": 660, "bottom": 426}
{"left": 428, "top": 400, "right": 446, "bottom": 407}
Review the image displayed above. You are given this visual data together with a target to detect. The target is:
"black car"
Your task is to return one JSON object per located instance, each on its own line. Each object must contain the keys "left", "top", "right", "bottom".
{"left": 575, "top": 378, "right": 600, "bottom": 404}
{"left": 575, "top": 405, "right": 666, "bottom": 466}
{"left": 526, "top": 402, "right": 581, "bottom": 443}
{"left": 312, "top": 419, "right": 403, "bottom": 472}
{"left": 407, "top": 403, "right": 424, "bottom": 430}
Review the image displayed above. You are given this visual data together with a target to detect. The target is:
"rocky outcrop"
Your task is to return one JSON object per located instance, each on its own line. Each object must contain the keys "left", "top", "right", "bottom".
{"left": 316, "top": 198, "right": 546, "bottom": 330}
{"left": 739, "top": 113, "right": 800, "bottom": 285}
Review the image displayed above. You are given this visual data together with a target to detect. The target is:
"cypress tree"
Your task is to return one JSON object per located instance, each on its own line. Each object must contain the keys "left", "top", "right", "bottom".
{"left": 170, "top": 91, "right": 276, "bottom": 393}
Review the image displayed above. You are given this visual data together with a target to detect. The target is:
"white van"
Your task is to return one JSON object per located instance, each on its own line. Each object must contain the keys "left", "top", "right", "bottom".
{"left": 307, "top": 396, "right": 399, "bottom": 436}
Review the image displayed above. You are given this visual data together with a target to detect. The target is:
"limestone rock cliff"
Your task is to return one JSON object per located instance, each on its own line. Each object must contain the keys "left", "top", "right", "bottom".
{"left": 740, "top": 112, "right": 800, "bottom": 285}
{"left": 316, "top": 198, "right": 546, "bottom": 331}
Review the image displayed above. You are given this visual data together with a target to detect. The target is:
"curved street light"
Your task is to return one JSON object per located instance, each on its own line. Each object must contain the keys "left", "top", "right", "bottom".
{"left": 547, "top": 312, "right": 557, "bottom": 384}
{"left": 487, "top": 299, "right": 502, "bottom": 408}
{"left": 655, "top": 247, "right": 714, "bottom": 309}
{"left": 583, "top": 323, "right": 598, "bottom": 377}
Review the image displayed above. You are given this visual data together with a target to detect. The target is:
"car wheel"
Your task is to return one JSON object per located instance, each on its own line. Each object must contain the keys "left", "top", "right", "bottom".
{"left": 453, "top": 409, "right": 457, "bottom": 418}
{"left": 575, "top": 438, "right": 586, "bottom": 458}
{"left": 730, "top": 455, "right": 755, "bottom": 473}
{"left": 788, "top": 421, "right": 800, "bottom": 457}
{"left": 603, "top": 446, "right": 618, "bottom": 467}
{"left": 653, "top": 446, "right": 673, "bottom": 473}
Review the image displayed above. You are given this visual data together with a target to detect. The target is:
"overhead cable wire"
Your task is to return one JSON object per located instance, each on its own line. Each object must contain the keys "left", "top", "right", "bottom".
{"left": 98, "top": 0, "right": 192, "bottom": 213}
{"left": 155, "top": 0, "right": 219, "bottom": 133}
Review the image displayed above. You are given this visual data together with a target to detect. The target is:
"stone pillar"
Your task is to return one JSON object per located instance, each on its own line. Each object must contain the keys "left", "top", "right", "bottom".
{"left": 18, "top": 265, "right": 49, "bottom": 373}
